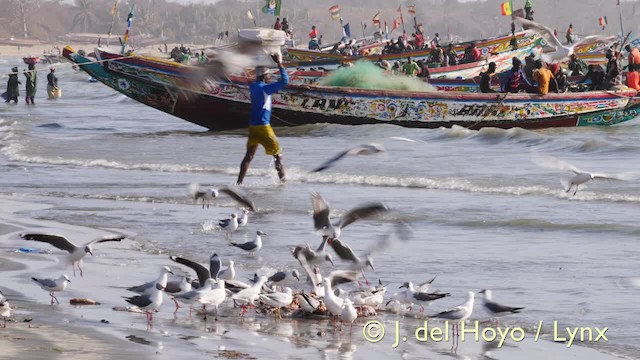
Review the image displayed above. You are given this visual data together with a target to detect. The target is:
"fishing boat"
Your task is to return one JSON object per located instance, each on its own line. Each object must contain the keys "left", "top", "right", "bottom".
{"left": 63, "top": 46, "right": 640, "bottom": 131}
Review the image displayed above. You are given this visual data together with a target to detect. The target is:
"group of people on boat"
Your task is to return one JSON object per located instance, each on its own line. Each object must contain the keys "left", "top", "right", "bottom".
{"left": 4, "top": 65, "right": 59, "bottom": 104}
{"left": 170, "top": 45, "right": 208, "bottom": 65}
{"left": 477, "top": 44, "right": 638, "bottom": 95}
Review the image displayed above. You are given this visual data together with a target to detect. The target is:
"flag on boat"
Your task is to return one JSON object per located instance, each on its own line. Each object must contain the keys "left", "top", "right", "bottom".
{"left": 343, "top": 23, "right": 351, "bottom": 38}
{"left": 407, "top": 5, "right": 416, "bottom": 15}
{"left": 392, "top": 19, "right": 399, "bottom": 31}
{"left": 110, "top": 0, "right": 120, "bottom": 16}
{"left": 397, "top": 5, "right": 404, "bottom": 24}
{"left": 372, "top": 11, "right": 380, "bottom": 27}
{"left": 500, "top": 1, "right": 512, "bottom": 16}
{"left": 121, "top": 4, "right": 134, "bottom": 54}
{"left": 599, "top": 16, "right": 608, "bottom": 30}
{"left": 262, "top": 0, "right": 282, "bottom": 16}
{"left": 329, "top": 5, "right": 341, "bottom": 20}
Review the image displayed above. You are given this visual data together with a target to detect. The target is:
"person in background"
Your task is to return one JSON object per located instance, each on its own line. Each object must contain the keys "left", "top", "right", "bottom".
{"left": 5, "top": 67, "right": 20, "bottom": 103}
{"left": 500, "top": 57, "right": 533, "bottom": 93}
{"left": 274, "top": 17, "right": 282, "bottom": 30}
{"left": 581, "top": 64, "right": 606, "bottom": 90}
{"left": 402, "top": 57, "right": 420, "bottom": 76}
{"left": 568, "top": 53, "right": 587, "bottom": 76}
{"left": 432, "top": 33, "right": 440, "bottom": 48}
{"left": 416, "top": 59, "right": 430, "bottom": 79}
{"left": 479, "top": 62, "right": 496, "bottom": 93}
{"left": 565, "top": 24, "right": 573, "bottom": 45}
{"left": 391, "top": 60, "right": 401, "bottom": 74}
{"left": 510, "top": 36, "right": 518, "bottom": 50}
{"left": 447, "top": 44, "right": 458, "bottom": 66}
{"left": 626, "top": 63, "right": 640, "bottom": 90}
{"left": 309, "top": 25, "right": 318, "bottom": 39}
{"left": 524, "top": 0, "right": 533, "bottom": 20}
{"left": 604, "top": 49, "right": 622, "bottom": 89}
{"left": 237, "top": 54, "right": 289, "bottom": 185}
{"left": 413, "top": 32, "right": 424, "bottom": 49}
{"left": 281, "top": 18, "right": 290, "bottom": 33}
{"left": 375, "top": 56, "right": 390, "bottom": 71}
{"left": 46, "top": 67, "right": 60, "bottom": 100}
{"left": 624, "top": 44, "right": 640, "bottom": 70}
{"left": 23, "top": 63, "right": 37, "bottom": 104}
{"left": 532, "top": 60, "right": 553, "bottom": 95}
{"left": 549, "top": 63, "right": 567, "bottom": 93}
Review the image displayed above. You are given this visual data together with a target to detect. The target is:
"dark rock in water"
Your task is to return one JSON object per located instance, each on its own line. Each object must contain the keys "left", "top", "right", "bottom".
{"left": 100, "top": 319, "right": 110, "bottom": 324}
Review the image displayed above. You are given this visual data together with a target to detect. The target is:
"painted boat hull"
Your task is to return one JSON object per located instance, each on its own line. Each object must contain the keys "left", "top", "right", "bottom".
{"left": 63, "top": 46, "right": 640, "bottom": 132}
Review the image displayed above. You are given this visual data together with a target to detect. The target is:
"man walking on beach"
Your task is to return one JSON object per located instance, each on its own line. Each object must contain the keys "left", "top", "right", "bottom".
{"left": 236, "top": 54, "right": 289, "bottom": 185}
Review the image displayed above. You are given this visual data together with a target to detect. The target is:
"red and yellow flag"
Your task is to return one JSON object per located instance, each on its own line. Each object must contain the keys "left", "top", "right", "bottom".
{"left": 500, "top": 1, "right": 512, "bottom": 16}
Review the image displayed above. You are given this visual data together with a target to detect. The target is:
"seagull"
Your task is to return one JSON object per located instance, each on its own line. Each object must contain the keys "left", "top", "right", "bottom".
{"left": 219, "top": 260, "right": 236, "bottom": 281}
{"left": 124, "top": 283, "right": 165, "bottom": 327}
{"left": 173, "top": 278, "right": 215, "bottom": 316}
{"left": 397, "top": 282, "right": 451, "bottom": 312}
{"left": 0, "top": 291, "right": 12, "bottom": 328}
{"left": 189, "top": 183, "right": 219, "bottom": 208}
{"left": 312, "top": 144, "right": 385, "bottom": 172}
{"left": 170, "top": 253, "right": 221, "bottom": 284}
{"left": 322, "top": 278, "right": 344, "bottom": 325}
{"left": 32, "top": 275, "right": 71, "bottom": 304}
{"left": 514, "top": 17, "right": 615, "bottom": 63}
{"left": 311, "top": 192, "right": 389, "bottom": 240}
{"left": 430, "top": 291, "right": 475, "bottom": 341}
{"left": 188, "top": 184, "right": 256, "bottom": 212}
{"left": 413, "top": 275, "right": 438, "bottom": 293}
{"left": 340, "top": 299, "right": 358, "bottom": 328}
{"left": 230, "top": 230, "right": 265, "bottom": 255}
{"left": 259, "top": 287, "right": 293, "bottom": 319}
{"left": 164, "top": 275, "right": 193, "bottom": 295}
{"left": 218, "top": 213, "right": 239, "bottom": 239}
{"left": 126, "top": 266, "right": 174, "bottom": 295}
{"left": 200, "top": 279, "right": 227, "bottom": 321}
{"left": 232, "top": 276, "right": 268, "bottom": 315}
{"left": 267, "top": 270, "right": 300, "bottom": 287}
{"left": 532, "top": 154, "right": 638, "bottom": 196}
{"left": 295, "top": 291, "right": 321, "bottom": 313}
{"left": 238, "top": 208, "right": 251, "bottom": 227}
{"left": 292, "top": 242, "right": 334, "bottom": 268}
{"left": 20, "top": 233, "right": 125, "bottom": 277}
{"left": 478, "top": 289, "right": 524, "bottom": 321}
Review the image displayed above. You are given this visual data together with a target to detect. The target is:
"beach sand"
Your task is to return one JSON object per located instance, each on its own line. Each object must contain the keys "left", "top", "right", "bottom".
{"left": 0, "top": 194, "right": 625, "bottom": 359}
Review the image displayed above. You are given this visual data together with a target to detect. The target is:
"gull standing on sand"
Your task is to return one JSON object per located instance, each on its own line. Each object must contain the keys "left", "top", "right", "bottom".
{"left": 322, "top": 278, "right": 344, "bottom": 324}
{"left": 32, "top": 275, "right": 71, "bottom": 304}
{"left": 124, "top": 283, "right": 165, "bottom": 327}
{"left": 259, "top": 287, "right": 293, "bottom": 319}
{"left": 395, "top": 281, "right": 450, "bottom": 313}
{"left": 532, "top": 154, "right": 638, "bottom": 196}
{"left": 127, "top": 266, "right": 174, "bottom": 295}
{"left": 0, "top": 291, "right": 12, "bottom": 327}
{"left": 200, "top": 279, "right": 227, "bottom": 321}
{"left": 230, "top": 230, "right": 265, "bottom": 255}
{"left": 218, "top": 213, "right": 239, "bottom": 239}
{"left": 312, "top": 144, "right": 386, "bottom": 172}
{"left": 514, "top": 17, "right": 614, "bottom": 63}
{"left": 430, "top": 291, "right": 475, "bottom": 344}
{"left": 478, "top": 289, "right": 524, "bottom": 321}
{"left": 238, "top": 208, "right": 251, "bottom": 227}
{"left": 218, "top": 260, "right": 236, "bottom": 281}
{"left": 20, "top": 233, "right": 125, "bottom": 277}
{"left": 311, "top": 192, "right": 389, "bottom": 240}
{"left": 173, "top": 278, "right": 214, "bottom": 315}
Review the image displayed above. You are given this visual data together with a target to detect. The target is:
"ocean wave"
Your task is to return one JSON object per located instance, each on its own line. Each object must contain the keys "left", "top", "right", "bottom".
{"left": 451, "top": 218, "right": 640, "bottom": 235}
{"left": 37, "top": 122, "right": 63, "bottom": 129}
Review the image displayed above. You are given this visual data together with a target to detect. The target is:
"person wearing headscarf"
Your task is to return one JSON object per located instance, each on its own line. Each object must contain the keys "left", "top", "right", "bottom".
{"left": 23, "top": 63, "right": 37, "bottom": 104}
{"left": 5, "top": 67, "right": 20, "bottom": 103}
{"left": 47, "top": 67, "right": 61, "bottom": 99}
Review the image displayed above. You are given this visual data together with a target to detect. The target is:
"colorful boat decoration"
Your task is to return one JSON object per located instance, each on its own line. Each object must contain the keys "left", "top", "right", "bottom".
{"left": 63, "top": 46, "right": 640, "bottom": 132}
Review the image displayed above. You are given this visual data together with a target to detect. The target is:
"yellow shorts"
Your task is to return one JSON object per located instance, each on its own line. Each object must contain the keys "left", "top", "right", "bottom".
{"left": 247, "top": 124, "right": 281, "bottom": 155}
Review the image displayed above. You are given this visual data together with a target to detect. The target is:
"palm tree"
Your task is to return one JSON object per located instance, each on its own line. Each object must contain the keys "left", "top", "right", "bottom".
{"left": 71, "top": 0, "right": 99, "bottom": 33}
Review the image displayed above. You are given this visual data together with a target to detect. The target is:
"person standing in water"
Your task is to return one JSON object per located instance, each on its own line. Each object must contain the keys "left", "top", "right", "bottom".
{"left": 236, "top": 53, "right": 289, "bottom": 185}
{"left": 5, "top": 67, "right": 20, "bottom": 103}
{"left": 23, "top": 63, "right": 37, "bottom": 104}
{"left": 47, "top": 67, "right": 60, "bottom": 100}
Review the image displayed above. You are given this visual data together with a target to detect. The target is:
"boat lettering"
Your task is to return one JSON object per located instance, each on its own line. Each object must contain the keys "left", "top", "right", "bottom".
{"left": 451, "top": 104, "right": 505, "bottom": 118}
{"left": 299, "top": 97, "right": 354, "bottom": 110}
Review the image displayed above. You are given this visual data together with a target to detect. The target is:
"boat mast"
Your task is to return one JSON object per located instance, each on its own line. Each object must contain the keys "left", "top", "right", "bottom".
{"left": 618, "top": 0, "right": 624, "bottom": 41}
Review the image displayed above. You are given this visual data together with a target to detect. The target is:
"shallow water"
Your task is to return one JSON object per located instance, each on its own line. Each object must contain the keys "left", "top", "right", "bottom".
{"left": 0, "top": 58, "right": 639, "bottom": 359}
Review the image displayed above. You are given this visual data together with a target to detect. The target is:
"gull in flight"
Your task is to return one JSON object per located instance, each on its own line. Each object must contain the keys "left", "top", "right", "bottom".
{"left": 32, "top": 275, "right": 71, "bottom": 304}
{"left": 20, "top": 233, "right": 125, "bottom": 277}
{"left": 170, "top": 253, "right": 221, "bottom": 284}
{"left": 312, "top": 144, "right": 385, "bottom": 172}
{"left": 532, "top": 154, "right": 638, "bottom": 196}
{"left": 311, "top": 191, "right": 389, "bottom": 239}
{"left": 514, "top": 17, "right": 615, "bottom": 63}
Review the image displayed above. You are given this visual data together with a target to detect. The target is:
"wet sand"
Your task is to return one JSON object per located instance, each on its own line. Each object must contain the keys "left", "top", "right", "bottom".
{"left": 0, "top": 194, "right": 626, "bottom": 359}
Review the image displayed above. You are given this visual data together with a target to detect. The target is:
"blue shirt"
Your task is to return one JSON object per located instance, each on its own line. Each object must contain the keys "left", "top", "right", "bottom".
{"left": 249, "top": 67, "right": 289, "bottom": 126}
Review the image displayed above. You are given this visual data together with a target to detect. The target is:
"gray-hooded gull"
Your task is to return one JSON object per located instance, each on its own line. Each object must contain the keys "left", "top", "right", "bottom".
{"left": 170, "top": 253, "right": 221, "bottom": 284}
{"left": 230, "top": 230, "right": 265, "bottom": 255}
{"left": 312, "top": 144, "right": 385, "bottom": 172}
{"left": 20, "top": 233, "right": 125, "bottom": 277}
{"left": 124, "top": 283, "right": 165, "bottom": 327}
{"left": 478, "top": 289, "right": 524, "bottom": 319}
{"left": 32, "top": 274, "right": 71, "bottom": 304}
{"left": 126, "top": 266, "right": 173, "bottom": 295}
{"left": 311, "top": 192, "right": 389, "bottom": 239}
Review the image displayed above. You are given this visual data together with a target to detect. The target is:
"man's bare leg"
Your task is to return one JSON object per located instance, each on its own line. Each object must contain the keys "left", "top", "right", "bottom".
{"left": 237, "top": 146, "right": 258, "bottom": 185}
{"left": 274, "top": 154, "right": 286, "bottom": 183}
